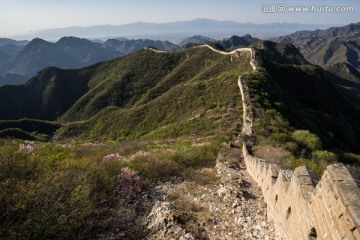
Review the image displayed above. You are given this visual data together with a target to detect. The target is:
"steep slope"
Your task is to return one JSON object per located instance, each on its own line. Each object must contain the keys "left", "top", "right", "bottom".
{"left": 273, "top": 22, "right": 360, "bottom": 107}
{"left": 0, "top": 66, "right": 91, "bottom": 120}
{"left": 0, "top": 47, "right": 251, "bottom": 129}
{"left": 272, "top": 22, "right": 360, "bottom": 82}
{"left": 0, "top": 45, "right": 253, "bottom": 240}
{"left": 248, "top": 41, "right": 360, "bottom": 157}
{"left": 60, "top": 49, "right": 249, "bottom": 139}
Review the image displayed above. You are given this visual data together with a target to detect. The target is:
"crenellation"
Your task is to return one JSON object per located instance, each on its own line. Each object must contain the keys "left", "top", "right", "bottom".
{"left": 238, "top": 72, "right": 360, "bottom": 240}
{"left": 243, "top": 146, "right": 360, "bottom": 239}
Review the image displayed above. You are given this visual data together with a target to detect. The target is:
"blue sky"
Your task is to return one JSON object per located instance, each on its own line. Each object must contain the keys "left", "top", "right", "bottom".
{"left": 0, "top": 0, "right": 359, "bottom": 37}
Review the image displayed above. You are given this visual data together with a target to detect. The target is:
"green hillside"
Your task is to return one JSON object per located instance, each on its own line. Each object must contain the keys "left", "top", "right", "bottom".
{"left": 59, "top": 47, "right": 250, "bottom": 139}
{"left": 1, "top": 42, "right": 360, "bottom": 239}
{"left": 0, "top": 47, "right": 252, "bottom": 140}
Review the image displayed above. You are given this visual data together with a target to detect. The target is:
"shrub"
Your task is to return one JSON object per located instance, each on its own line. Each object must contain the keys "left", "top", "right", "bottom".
{"left": 284, "top": 142, "right": 299, "bottom": 154}
{"left": 340, "top": 152, "right": 360, "bottom": 166}
{"left": 131, "top": 154, "right": 181, "bottom": 180}
{"left": 115, "top": 167, "right": 143, "bottom": 198}
{"left": 289, "top": 158, "right": 326, "bottom": 177}
{"left": 271, "top": 132, "right": 291, "bottom": 144}
{"left": 170, "top": 144, "right": 218, "bottom": 168}
{"left": 292, "top": 130, "right": 322, "bottom": 151}
{"left": 18, "top": 141, "right": 35, "bottom": 153}
{"left": 312, "top": 150, "right": 337, "bottom": 164}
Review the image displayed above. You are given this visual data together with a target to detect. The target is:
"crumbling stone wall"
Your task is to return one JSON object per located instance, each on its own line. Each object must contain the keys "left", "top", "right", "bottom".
{"left": 238, "top": 71, "right": 360, "bottom": 239}
{"left": 243, "top": 146, "right": 360, "bottom": 239}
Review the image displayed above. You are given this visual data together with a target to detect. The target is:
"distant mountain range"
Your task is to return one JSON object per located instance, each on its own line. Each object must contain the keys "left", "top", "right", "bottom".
{"left": 103, "top": 38, "right": 177, "bottom": 54}
{"left": 10, "top": 19, "right": 331, "bottom": 41}
{"left": 4, "top": 37, "right": 120, "bottom": 76}
{"left": 0, "top": 38, "right": 29, "bottom": 47}
{"left": 272, "top": 22, "right": 360, "bottom": 107}
{"left": 0, "top": 34, "right": 260, "bottom": 86}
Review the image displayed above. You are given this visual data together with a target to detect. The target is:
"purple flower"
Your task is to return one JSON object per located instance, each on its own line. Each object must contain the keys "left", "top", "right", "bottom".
{"left": 115, "top": 167, "right": 143, "bottom": 198}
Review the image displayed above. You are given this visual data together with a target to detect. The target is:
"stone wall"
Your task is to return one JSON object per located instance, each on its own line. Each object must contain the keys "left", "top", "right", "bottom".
{"left": 243, "top": 145, "right": 360, "bottom": 239}
{"left": 238, "top": 70, "right": 360, "bottom": 239}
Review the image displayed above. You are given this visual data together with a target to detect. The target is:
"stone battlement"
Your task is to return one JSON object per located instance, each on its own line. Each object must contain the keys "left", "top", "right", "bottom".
{"left": 243, "top": 145, "right": 360, "bottom": 239}
{"left": 237, "top": 63, "right": 360, "bottom": 239}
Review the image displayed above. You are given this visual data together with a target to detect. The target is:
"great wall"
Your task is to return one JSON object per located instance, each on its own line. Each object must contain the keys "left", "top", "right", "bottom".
{"left": 237, "top": 51, "right": 360, "bottom": 239}
{"left": 146, "top": 45, "right": 360, "bottom": 239}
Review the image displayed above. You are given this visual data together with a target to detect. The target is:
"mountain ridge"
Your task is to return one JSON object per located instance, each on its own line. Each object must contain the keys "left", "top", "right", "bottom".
{"left": 0, "top": 34, "right": 262, "bottom": 86}
{"left": 10, "top": 19, "right": 332, "bottom": 41}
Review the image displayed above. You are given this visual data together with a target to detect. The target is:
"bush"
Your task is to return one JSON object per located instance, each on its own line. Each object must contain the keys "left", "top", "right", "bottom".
{"left": 170, "top": 144, "right": 219, "bottom": 168}
{"left": 284, "top": 141, "right": 299, "bottom": 154}
{"left": 312, "top": 150, "right": 337, "bottom": 164}
{"left": 115, "top": 167, "right": 143, "bottom": 198}
{"left": 271, "top": 132, "right": 291, "bottom": 144}
{"left": 292, "top": 130, "right": 322, "bottom": 151}
{"left": 131, "top": 154, "right": 181, "bottom": 180}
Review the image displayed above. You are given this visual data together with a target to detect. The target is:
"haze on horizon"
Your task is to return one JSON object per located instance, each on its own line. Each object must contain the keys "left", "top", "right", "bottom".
{"left": 0, "top": 0, "right": 359, "bottom": 37}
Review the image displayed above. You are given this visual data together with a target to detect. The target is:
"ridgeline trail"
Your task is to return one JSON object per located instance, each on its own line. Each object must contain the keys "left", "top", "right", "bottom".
{"left": 143, "top": 44, "right": 280, "bottom": 239}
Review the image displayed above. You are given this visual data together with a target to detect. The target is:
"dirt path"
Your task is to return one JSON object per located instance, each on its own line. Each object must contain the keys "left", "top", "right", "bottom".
{"left": 145, "top": 148, "right": 276, "bottom": 240}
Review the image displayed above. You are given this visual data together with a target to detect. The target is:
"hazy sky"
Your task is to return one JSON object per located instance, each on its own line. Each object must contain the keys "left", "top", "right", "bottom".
{"left": 0, "top": 0, "right": 359, "bottom": 37}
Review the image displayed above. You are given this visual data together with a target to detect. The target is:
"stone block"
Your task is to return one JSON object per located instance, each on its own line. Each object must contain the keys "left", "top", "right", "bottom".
{"left": 335, "top": 197, "right": 348, "bottom": 218}
{"left": 294, "top": 166, "right": 318, "bottom": 185}
{"left": 353, "top": 228, "right": 360, "bottom": 239}
{"left": 347, "top": 205, "right": 360, "bottom": 230}
{"left": 311, "top": 197, "right": 327, "bottom": 236}
{"left": 328, "top": 214, "right": 344, "bottom": 239}
{"left": 327, "top": 164, "right": 354, "bottom": 181}
{"left": 338, "top": 214, "right": 356, "bottom": 240}
{"left": 324, "top": 177, "right": 338, "bottom": 199}
{"left": 333, "top": 180, "right": 360, "bottom": 207}
{"left": 297, "top": 175, "right": 314, "bottom": 185}
{"left": 320, "top": 187, "right": 333, "bottom": 210}
{"left": 343, "top": 211, "right": 356, "bottom": 231}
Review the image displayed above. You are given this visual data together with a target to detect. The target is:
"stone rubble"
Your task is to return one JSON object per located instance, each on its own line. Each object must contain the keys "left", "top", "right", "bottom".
{"left": 145, "top": 147, "right": 280, "bottom": 239}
